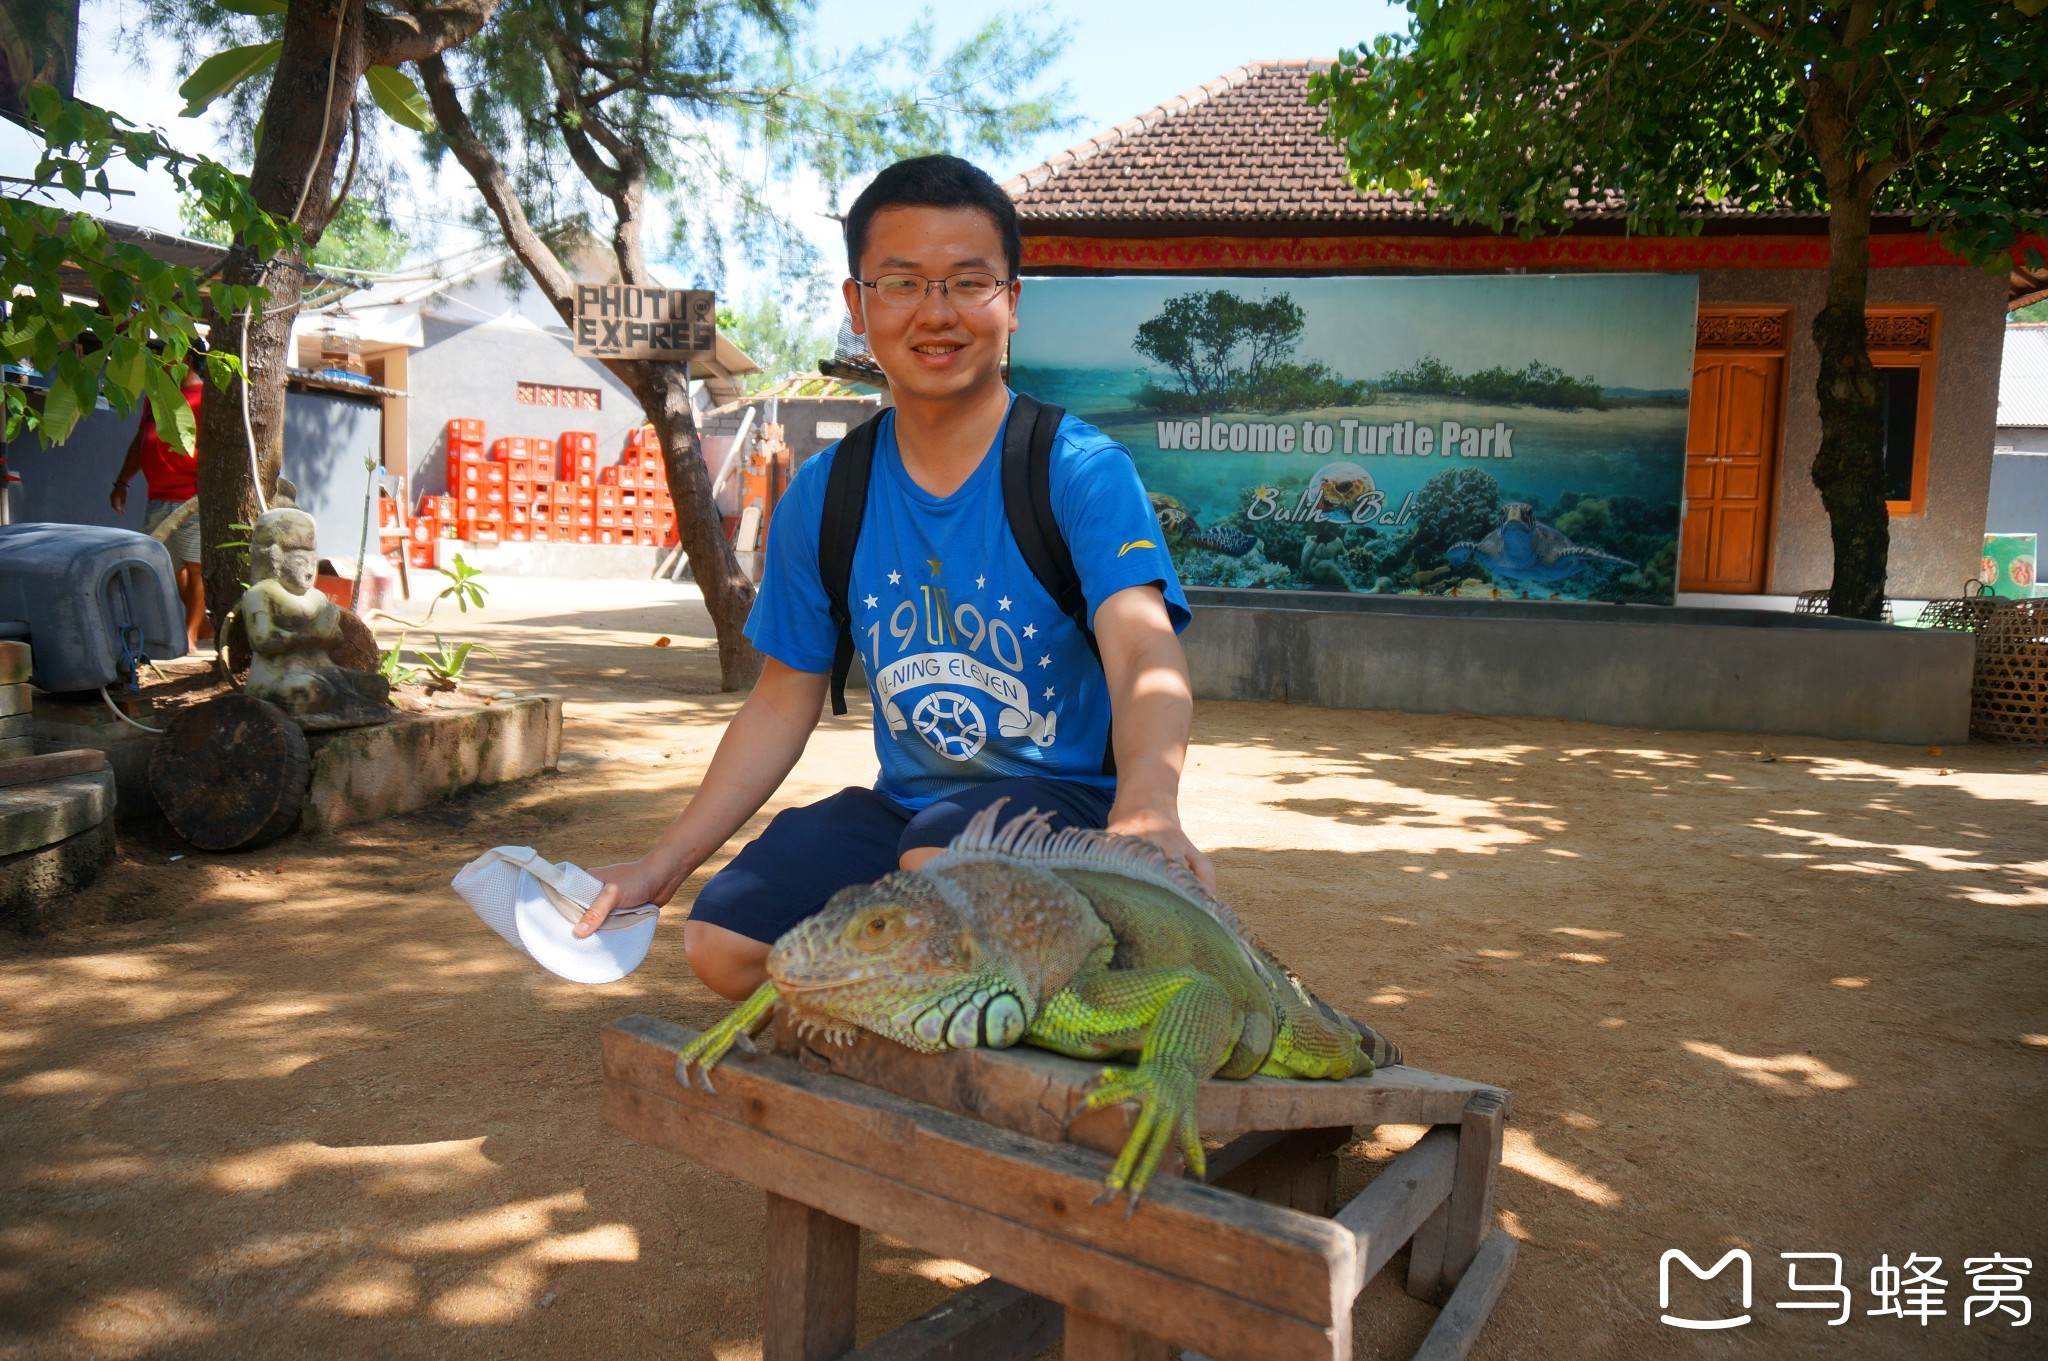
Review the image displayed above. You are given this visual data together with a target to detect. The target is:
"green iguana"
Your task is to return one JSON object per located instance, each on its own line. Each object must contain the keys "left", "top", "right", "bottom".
{"left": 680, "top": 803, "right": 1402, "bottom": 1204}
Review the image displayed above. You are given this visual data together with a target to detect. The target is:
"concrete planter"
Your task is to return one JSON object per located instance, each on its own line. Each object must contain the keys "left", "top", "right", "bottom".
{"left": 300, "top": 695, "right": 563, "bottom": 832}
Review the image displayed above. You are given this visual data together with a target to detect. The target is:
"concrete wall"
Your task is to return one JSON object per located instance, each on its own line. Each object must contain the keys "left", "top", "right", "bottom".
{"left": 3, "top": 407, "right": 150, "bottom": 533}
{"left": 404, "top": 308, "right": 642, "bottom": 501}
{"left": 1697, "top": 264, "right": 2007, "bottom": 599}
{"left": 281, "top": 390, "right": 383, "bottom": 569}
{"left": 1997, "top": 426, "right": 2048, "bottom": 455}
{"left": 1183, "top": 592, "right": 1975, "bottom": 745}
{"left": 1986, "top": 451, "right": 2048, "bottom": 544}
{"left": 6, "top": 389, "right": 382, "bottom": 564}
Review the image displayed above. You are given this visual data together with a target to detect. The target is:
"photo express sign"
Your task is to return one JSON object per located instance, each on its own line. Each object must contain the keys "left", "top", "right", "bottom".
{"left": 571, "top": 285, "right": 715, "bottom": 361}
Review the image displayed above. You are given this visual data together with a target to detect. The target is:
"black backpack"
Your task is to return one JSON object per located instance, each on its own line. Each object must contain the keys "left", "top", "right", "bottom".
{"left": 817, "top": 394, "right": 1113, "bottom": 772}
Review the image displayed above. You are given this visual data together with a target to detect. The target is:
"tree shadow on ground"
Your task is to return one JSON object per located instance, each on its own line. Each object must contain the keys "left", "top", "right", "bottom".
{"left": 3, "top": 585, "right": 2044, "bottom": 1358}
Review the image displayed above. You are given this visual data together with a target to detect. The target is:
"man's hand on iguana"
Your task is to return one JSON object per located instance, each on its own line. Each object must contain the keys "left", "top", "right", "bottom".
{"left": 1106, "top": 804, "right": 1217, "bottom": 893}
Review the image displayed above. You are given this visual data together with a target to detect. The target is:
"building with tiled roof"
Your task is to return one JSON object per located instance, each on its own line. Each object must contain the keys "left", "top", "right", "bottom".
{"left": 1005, "top": 61, "right": 2032, "bottom": 603}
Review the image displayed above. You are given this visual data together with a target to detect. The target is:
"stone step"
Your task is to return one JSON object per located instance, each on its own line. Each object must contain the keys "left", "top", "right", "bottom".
{"left": 0, "top": 641, "right": 27, "bottom": 686}
{"left": 0, "top": 682, "right": 27, "bottom": 718}
{"left": 0, "top": 769, "right": 116, "bottom": 858}
{"left": 0, "top": 818, "right": 117, "bottom": 926}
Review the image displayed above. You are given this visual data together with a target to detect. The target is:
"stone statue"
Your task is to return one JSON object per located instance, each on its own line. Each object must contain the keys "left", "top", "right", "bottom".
{"left": 239, "top": 508, "right": 391, "bottom": 730}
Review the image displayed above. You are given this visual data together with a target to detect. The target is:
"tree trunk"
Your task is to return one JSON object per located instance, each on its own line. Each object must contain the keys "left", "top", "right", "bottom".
{"left": 1809, "top": 191, "right": 1890, "bottom": 621}
{"left": 630, "top": 364, "right": 762, "bottom": 688}
{"left": 193, "top": 1, "right": 500, "bottom": 634}
{"left": 1802, "top": 57, "right": 1890, "bottom": 623}
{"left": 418, "top": 51, "right": 762, "bottom": 690}
{"left": 196, "top": 0, "right": 367, "bottom": 633}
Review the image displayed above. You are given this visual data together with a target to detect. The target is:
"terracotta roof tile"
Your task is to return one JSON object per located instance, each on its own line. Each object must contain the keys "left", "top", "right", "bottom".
{"left": 1005, "top": 62, "right": 1428, "bottom": 224}
{"left": 1003, "top": 61, "right": 1770, "bottom": 226}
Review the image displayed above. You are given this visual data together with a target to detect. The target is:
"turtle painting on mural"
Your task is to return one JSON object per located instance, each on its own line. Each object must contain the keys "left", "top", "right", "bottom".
{"left": 1306, "top": 461, "right": 1376, "bottom": 519}
{"left": 1446, "top": 502, "right": 1634, "bottom": 590}
{"left": 1148, "top": 491, "right": 1256, "bottom": 557}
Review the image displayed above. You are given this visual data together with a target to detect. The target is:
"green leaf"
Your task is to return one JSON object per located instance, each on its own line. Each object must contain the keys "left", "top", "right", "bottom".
{"left": 39, "top": 367, "right": 85, "bottom": 445}
{"left": 144, "top": 362, "right": 196, "bottom": 454}
{"left": 217, "top": 0, "right": 288, "bottom": 13}
{"left": 364, "top": 65, "right": 434, "bottom": 133}
{"left": 106, "top": 340, "right": 148, "bottom": 403}
{"left": 177, "top": 42, "right": 282, "bottom": 119}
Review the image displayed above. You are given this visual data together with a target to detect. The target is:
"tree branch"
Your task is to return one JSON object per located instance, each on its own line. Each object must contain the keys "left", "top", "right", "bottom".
{"left": 363, "top": 0, "right": 503, "bottom": 66}
{"left": 1681, "top": 0, "right": 1788, "bottom": 49}
{"left": 416, "top": 51, "right": 578, "bottom": 326}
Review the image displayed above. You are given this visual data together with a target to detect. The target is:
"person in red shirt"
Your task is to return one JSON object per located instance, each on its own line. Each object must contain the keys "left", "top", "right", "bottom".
{"left": 111, "top": 362, "right": 207, "bottom": 649}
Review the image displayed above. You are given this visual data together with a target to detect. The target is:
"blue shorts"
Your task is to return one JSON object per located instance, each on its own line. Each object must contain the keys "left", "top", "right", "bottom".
{"left": 688, "top": 777, "right": 1116, "bottom": 945}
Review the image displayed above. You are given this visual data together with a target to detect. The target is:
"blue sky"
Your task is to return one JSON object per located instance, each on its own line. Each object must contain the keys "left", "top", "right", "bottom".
{"left": 1, "top": 0, "right": 1406, "bottom": 290}
{"left": 1015, "top": 275, "right": 1703, "bottom": 393}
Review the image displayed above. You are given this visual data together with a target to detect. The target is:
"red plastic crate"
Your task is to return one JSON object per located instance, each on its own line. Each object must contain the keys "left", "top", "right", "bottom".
{"left": 529, "top": 523, "right": 551, "bottom": 543}
{"left": 411, "top": 519, "right": 439, "bottom": 544}
{"left": 598, "top": 466, "right": 621, "bottom": 486}
{"left": 506, "top": 524, "right": 530, "bottom": 543}
{"left": 508, "top": 505, "right": 529, "bottom": 525}
{"left": 595, "top": 487, "right": 621, "bottom": 509}
{"left": 619, "top": 527, "right": 639, "bottom": 546}
{"left": 410, "top": 543, "right": 437, "bottom": 569}
{"left": 470, "top": 519, "right": 503, "bottom": 544}
{"left": 573, "top": 509, "right": 596, "bottom": 529}
{"left": 552, "top": 505, "right": 574, "bottom": 527}
{"left": 507, "top": 480, "right": 533, "bottom": 506}
{"left": 448, "top": 417, "right": 484, "bottom": 442}
{"left": 596, "top": 509, "right": 618, "bottom": 528}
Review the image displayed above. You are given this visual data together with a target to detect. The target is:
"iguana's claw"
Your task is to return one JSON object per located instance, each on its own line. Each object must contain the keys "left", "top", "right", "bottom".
{"left": 1082, "top": 1062, "right": 1204, "bottom": 1209}
{"left": 676, "top": 982, "right": 778, "bottom": 1095}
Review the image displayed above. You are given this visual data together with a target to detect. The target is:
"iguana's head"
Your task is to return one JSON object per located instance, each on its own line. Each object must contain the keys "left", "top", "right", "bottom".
{"left": 767, "top": 871, "right": 1031, "bottom": 1053}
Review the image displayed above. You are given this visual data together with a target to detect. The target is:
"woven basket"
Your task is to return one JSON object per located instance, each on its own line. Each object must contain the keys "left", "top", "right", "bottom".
{"left": 1971, "top": 599, "right": 2048, "bottom": 744}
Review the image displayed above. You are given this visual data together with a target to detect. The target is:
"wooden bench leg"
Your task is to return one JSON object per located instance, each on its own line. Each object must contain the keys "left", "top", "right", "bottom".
{"left": 1441, "top": 1092, "right": 1506, "bottom": 1291}
{"left": 1407, "top": 1093, "right": 1505, "bottom": 1304}
{"left": 764, "top": 1192, "right": 861, "bottom": 1361}
{"left": 1065, "top": 1307, "right": 1172, "bottom": 1361}
{"left": 1404, "top": 1196, "right": 1450, "bottom": 1302}
{"left": 1207, "top": 1125, "right": 1350, "bottom": 1215}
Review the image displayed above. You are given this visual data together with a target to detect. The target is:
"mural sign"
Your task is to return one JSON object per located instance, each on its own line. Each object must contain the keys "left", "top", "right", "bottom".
{"left": 1009, "top": 274, "right": 1699, "bottom": 604}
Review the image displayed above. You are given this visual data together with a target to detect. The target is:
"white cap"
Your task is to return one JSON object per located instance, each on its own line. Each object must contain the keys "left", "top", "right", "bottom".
{"left": 451, "top": 846, "right": 660, "bottom": 984}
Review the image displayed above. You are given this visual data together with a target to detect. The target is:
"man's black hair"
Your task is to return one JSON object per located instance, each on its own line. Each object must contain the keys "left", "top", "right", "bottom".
{"left": 843, "top": 155, "right": 1021, "bottom": 280}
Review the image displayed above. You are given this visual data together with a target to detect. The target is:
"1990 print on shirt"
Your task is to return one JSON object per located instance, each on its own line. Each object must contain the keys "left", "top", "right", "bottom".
{"left": 745, "top": 407, "right": 1190, "bottom": 811}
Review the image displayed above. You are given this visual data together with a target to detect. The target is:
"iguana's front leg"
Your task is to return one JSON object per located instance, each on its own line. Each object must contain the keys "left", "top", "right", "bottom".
{"left": 677, "top": 982, "right": 777, "bottom": 1093}
{"left": 1029, "top": 965, "right": 1242, "bottom": 1207}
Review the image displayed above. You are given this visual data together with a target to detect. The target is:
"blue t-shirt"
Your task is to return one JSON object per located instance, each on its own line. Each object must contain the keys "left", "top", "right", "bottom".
{"left": 745, "top": 401, "right": 1190, "bottom": 810}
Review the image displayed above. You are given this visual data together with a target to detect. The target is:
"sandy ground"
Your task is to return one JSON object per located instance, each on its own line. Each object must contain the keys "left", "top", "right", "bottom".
{"left": 2, "top": 578, "right": 2044, "bottom": 1360}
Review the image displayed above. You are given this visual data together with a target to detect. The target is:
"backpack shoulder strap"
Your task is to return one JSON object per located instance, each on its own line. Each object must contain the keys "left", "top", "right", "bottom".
{"left": 1001, "top": 395, "right": 1116, "bottom": 775}
{"left": 821, "top": 411, "right": 884, "bottom": 716}
{"left": 1000, "top": 395, "right": 1089, "bottom": 649}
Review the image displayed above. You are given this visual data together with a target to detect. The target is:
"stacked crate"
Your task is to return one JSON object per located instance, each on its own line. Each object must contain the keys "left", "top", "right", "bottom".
{"left": 429, "top": 418, "right": 677, "bottom": 551}
{"left": 596, "top": 424, "right": 679, "bottom": 547}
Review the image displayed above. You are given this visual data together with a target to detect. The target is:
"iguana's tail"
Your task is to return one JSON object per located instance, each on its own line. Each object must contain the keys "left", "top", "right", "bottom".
{"left": 1312, "top": 993, "right": 1404, "bottom": 1069}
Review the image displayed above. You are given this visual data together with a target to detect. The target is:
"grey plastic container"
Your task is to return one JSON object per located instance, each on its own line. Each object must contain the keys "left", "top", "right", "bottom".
{"left": 0, "top": 523, "right": 187, "bottom": 691}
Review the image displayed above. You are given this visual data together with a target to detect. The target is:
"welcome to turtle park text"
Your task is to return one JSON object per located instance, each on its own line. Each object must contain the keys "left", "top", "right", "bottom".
{"left": 1155, "top": 417, "right": 1517, "bottom": 459}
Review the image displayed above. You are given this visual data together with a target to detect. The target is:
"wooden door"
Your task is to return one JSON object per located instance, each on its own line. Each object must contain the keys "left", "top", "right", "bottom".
{"left": 1681, "top": 354, "right": 1782, "bottom": 594}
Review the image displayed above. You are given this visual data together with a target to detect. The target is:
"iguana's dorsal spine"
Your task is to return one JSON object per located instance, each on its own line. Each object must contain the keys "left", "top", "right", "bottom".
{"left": 924, "top": 802, "right": 1255, "bottom": 947}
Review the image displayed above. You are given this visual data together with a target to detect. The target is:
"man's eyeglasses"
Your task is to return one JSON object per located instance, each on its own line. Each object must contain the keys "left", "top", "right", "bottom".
{"left": 855, "top": 272, "right": 1011, "bottom": 308}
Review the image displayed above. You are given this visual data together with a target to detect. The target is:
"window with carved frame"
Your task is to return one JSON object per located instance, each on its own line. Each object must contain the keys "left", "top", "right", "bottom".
{"left": 1866, "top": 308, "right": 1940, "bottom": 518}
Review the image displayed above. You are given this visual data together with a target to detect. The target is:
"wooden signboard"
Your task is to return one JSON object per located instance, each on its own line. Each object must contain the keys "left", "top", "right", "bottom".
{"left": 572, "top": 285, "right": 715, "bottom": 361}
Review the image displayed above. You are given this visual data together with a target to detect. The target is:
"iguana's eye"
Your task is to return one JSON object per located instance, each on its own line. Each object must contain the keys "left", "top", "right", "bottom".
{"left": 854, "top": 914, "right": 900, "bottom": 951}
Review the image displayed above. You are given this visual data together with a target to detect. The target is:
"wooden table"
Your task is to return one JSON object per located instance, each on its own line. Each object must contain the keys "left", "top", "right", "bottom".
{"left": 602, "top": 1013, "right": 1516, "bottom": 1361}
